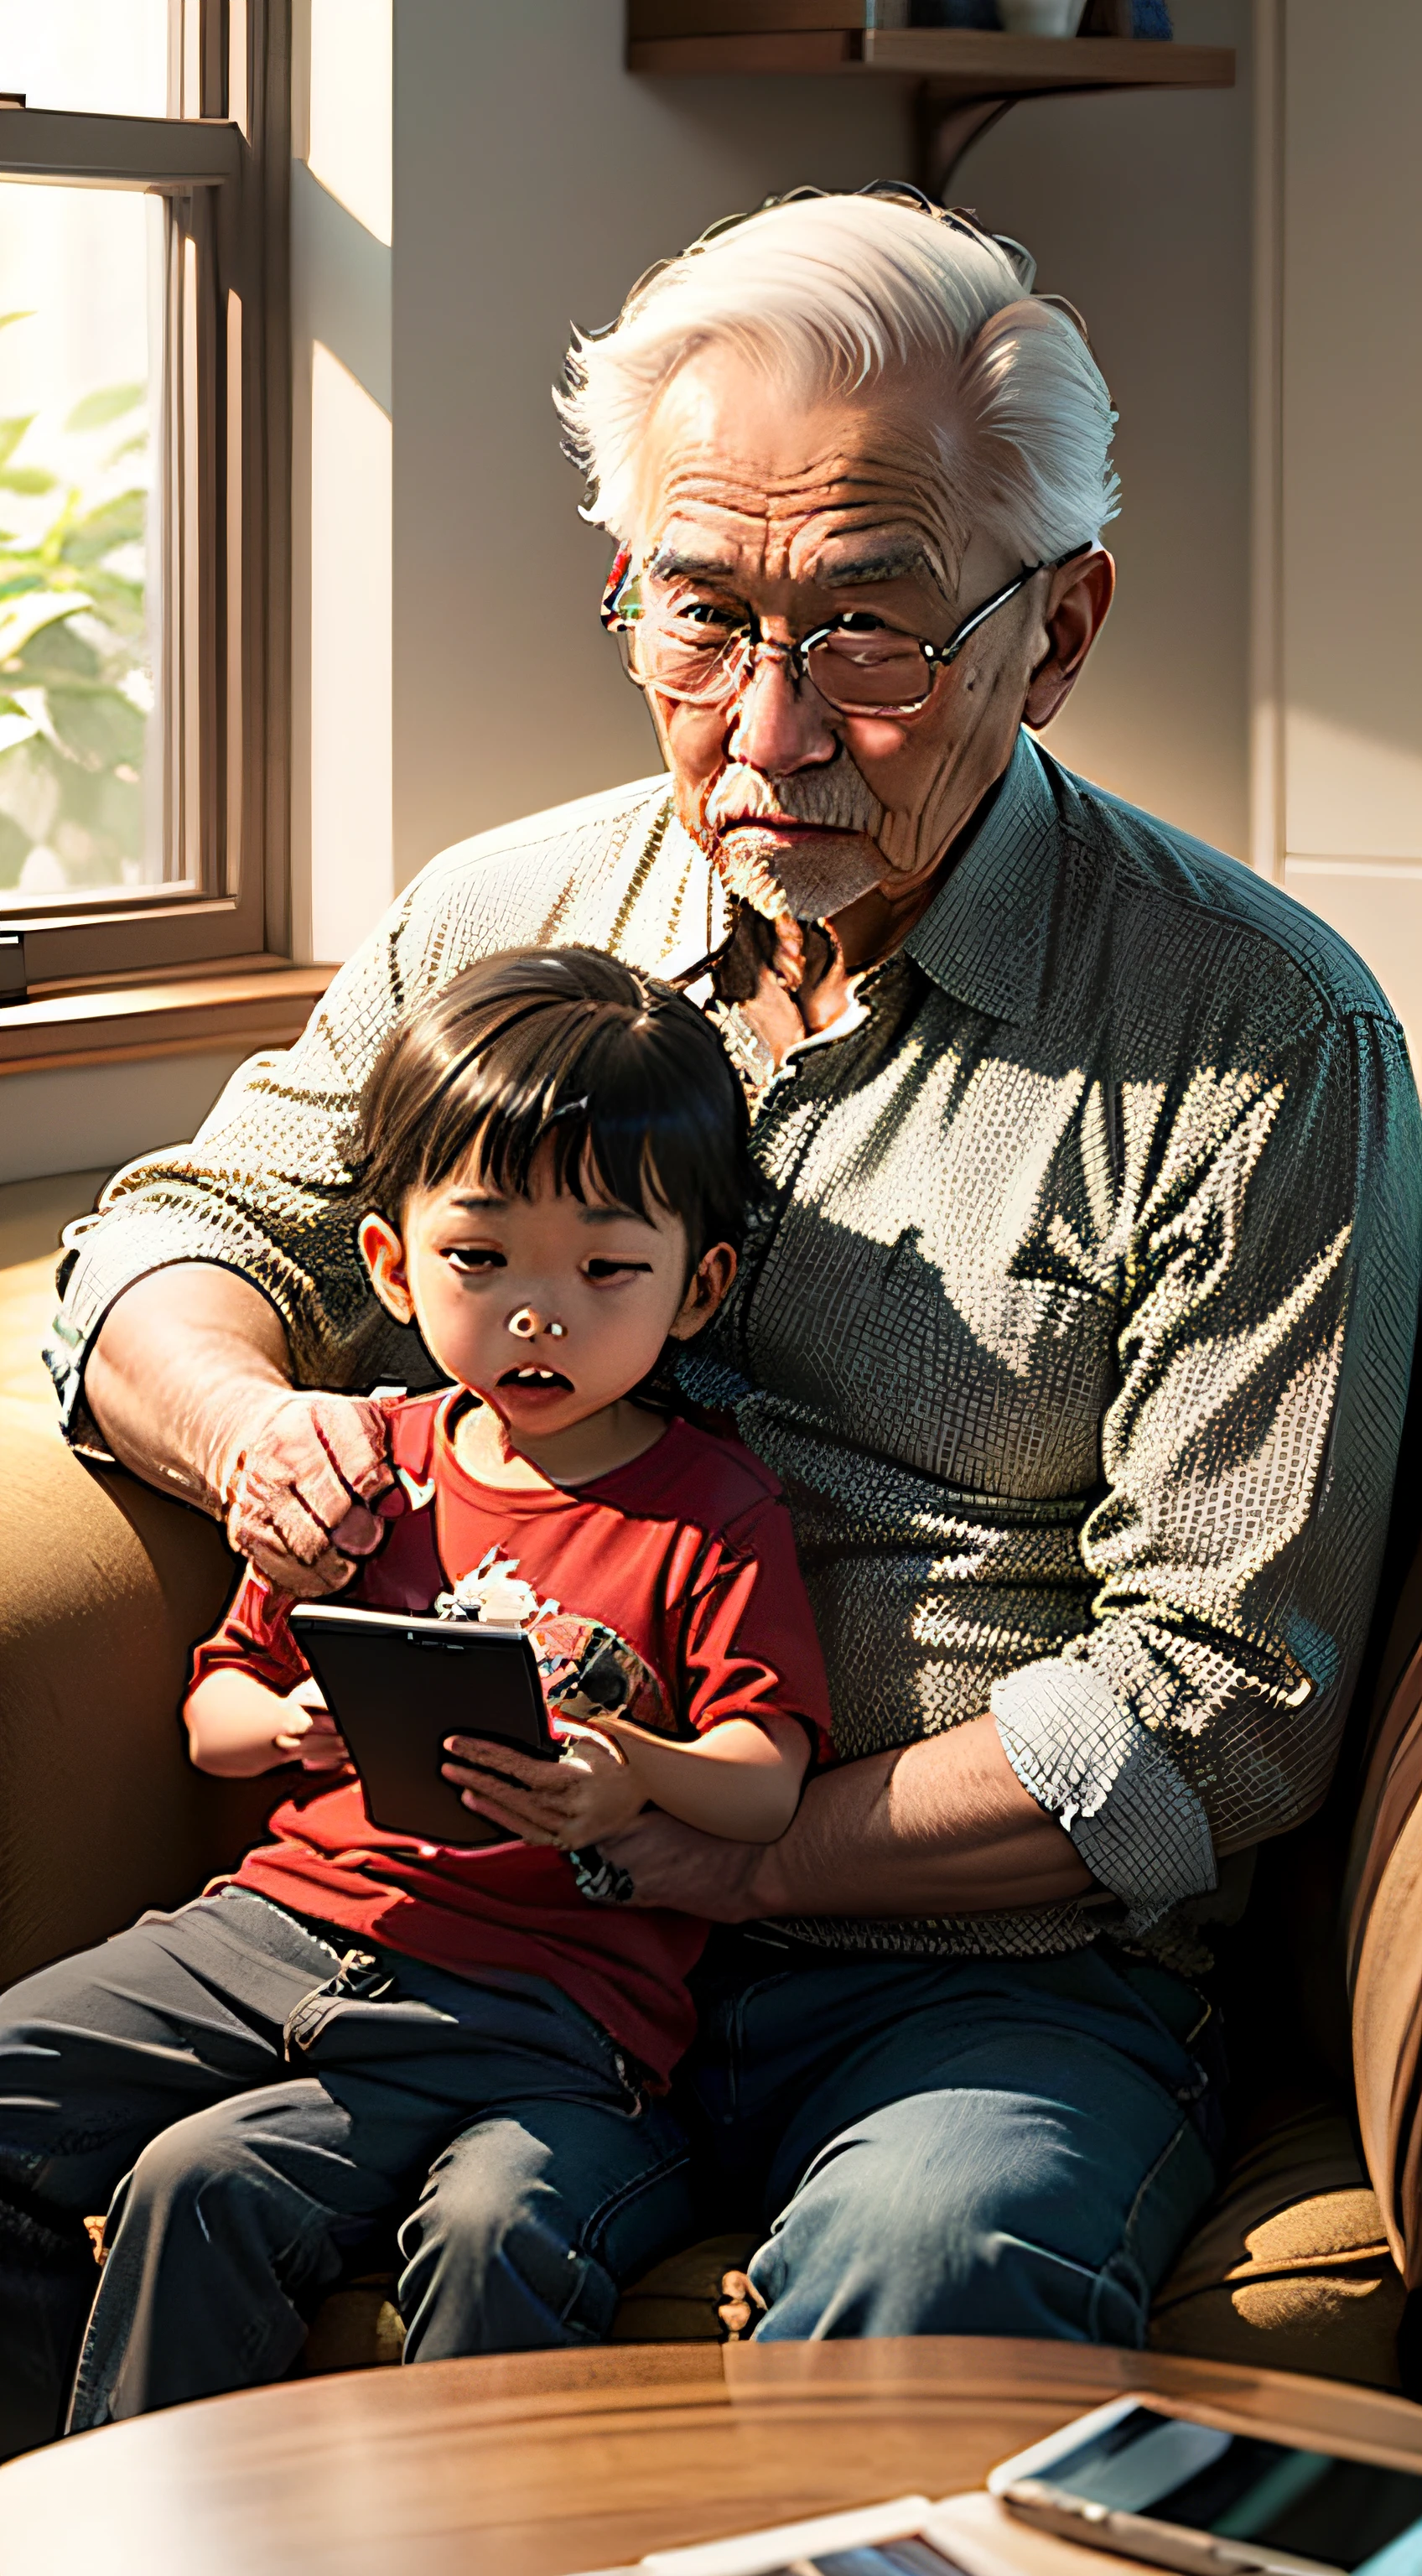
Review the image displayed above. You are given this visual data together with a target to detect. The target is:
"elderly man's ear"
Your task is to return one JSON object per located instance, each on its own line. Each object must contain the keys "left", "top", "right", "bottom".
{"left": 1023, "top": 547, "right": 1115, "bottom": 732}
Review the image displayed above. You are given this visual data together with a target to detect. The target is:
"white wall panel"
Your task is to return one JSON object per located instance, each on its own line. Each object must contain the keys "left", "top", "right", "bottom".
{"left": 1275, "top": 0, "right": 1422, "bottom": 995}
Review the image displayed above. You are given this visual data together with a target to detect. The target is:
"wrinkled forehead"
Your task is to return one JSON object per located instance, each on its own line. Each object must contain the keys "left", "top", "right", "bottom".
{"left": 631, "top": 348, "right": 973, "bottom": 600}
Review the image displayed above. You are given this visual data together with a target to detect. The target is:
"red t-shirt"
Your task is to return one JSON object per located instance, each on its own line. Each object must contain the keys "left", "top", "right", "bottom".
{"left": 191, "top": 1392, "right": 832, "bottom": 2079}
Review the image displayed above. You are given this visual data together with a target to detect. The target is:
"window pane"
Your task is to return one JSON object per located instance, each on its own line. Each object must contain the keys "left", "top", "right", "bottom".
{"left": 0, "top": 0, "right": 169, "bottom": 120}
{"left": 0, "top": 184, "right": 162, "bottom": 906}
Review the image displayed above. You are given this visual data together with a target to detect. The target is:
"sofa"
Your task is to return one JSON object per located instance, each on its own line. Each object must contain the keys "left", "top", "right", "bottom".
{"left": 4, "top": 1290, "right": 1420, "bottom": 2390}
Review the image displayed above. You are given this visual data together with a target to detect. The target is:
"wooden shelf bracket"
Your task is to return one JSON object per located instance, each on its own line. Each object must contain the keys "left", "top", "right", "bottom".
{"left": 627, "top": 15, "right": 1236, "bottom": 201}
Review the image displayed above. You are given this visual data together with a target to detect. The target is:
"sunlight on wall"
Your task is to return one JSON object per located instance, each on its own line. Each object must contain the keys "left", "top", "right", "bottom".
{"left": 309, "top": 342, "right": 392, "bottom": 967}
{"left": 290, "top": 0, "right": 392, "bottom": 965}
{"left": 1279, "top": 714, "right": 1422, "bottom": 1066}
{"left": 1285, "top": 710, "right": 1422, "bottom": 865}
{"left": 308, "top": 0, "right": 392, "bottom": 247}
{"left": 1284, "top": 861, "right": 1422, "bottom": 1073}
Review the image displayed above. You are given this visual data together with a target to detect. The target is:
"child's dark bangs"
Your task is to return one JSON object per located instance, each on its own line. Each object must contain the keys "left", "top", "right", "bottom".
{"left": 564, "top": 1018, "right": 719, "bottom": 1248}
{"left": 414, "top": 1004, "right": 650, "bottom": 1221}
{"left": 535, "top": 1015, "right": 678, "bottom": 1226}
{"left": 477, "top": 1012, "right": 700, "bottom": 1241}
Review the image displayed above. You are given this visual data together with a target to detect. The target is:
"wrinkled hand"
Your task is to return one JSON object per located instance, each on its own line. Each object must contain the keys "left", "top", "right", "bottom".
{"left": 441, "top": 1725, "right": 646, "bottom": 1847}
{"left": 224, "top": 1391, "right": 401, "bottom": 1595}
{"left": 272, "top": 1675, "right": 351, "bottom": 1773}
{"left": 598, "top": 1810, "right": 765, "bottom": 1919}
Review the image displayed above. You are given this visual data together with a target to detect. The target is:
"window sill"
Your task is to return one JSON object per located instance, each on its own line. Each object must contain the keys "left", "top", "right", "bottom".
{"left": 0, "top": 959, "right": 336, "bottom": 1078}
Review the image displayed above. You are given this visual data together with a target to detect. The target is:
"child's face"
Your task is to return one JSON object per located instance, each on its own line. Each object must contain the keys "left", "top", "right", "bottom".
{"left": 359, "top": 1138, "right": 733, "bottom": 1441}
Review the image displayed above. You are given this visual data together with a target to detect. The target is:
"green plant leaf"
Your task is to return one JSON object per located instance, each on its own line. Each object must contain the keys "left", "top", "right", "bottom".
{"left": 0, "top": 593, "right": 88, "bottom": 667}
{"left": 65, "top": 382, "right": 146, "bottom": 434}
{"left": 0, "top": 705, "right": 39, "bottom": 766}
{"left": 0, "top": 415, "right": 34, "bottom": 469}
{"left": 0, "top": 382, "right": 151, "bottom": 873}
{"left": 45, "top": 683, "right": 145, "bottom": 771}
{"left": 53, "top": 758, "right": 142, "bottom": 851}
{"left": 0, "top": 730, "right": 62, "bottom": 843}
{"left": 0, "top": 803, "right": 33, "bottom": 887}
{"left": 60, "top": 488, "right": 146, "bottom": 564}
{"left": 77, "top": 569, "right": 146, "bottom": 642}
{"left": 14, "top": 617, "right": 101, "bottom": 683}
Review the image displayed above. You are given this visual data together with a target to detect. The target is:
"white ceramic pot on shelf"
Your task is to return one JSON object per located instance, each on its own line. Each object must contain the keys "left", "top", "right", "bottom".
{"left": 995, "top": 0, "right": 1089, "bottom": 32}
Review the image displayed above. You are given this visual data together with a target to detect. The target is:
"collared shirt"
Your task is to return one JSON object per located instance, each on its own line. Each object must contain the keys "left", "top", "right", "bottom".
{"left": 50, "top": 735, "right": 1422, "bottom": 1967}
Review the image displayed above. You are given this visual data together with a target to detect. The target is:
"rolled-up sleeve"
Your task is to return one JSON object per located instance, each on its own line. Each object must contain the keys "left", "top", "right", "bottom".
{"left": 993, "top": 1005, "right": 1422, "bottom": 1931}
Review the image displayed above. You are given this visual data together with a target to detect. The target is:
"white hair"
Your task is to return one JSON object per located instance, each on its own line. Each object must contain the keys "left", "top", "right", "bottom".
{"left": 558, "top": 191, "right": 1119, "bottom": 573}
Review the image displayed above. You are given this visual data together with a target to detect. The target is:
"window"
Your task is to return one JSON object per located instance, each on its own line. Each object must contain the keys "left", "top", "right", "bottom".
{"left": 0, "top": 0, "right": 289, "bottom": 993}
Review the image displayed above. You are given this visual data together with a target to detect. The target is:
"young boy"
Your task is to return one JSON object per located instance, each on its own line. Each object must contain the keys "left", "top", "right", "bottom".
{"left": 0, "top": 948, "right": 830, "bottom": 2448}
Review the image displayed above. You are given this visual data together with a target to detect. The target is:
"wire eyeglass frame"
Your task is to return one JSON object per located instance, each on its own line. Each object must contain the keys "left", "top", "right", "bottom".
{"left": 600, "top": 545, "right": 1089, "bottom": 720}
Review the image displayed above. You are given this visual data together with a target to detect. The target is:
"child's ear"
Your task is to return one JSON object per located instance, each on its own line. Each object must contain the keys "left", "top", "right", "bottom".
{"left": 666, "top": 1242, "right": 737, "bottom": 1343}
{"left": 358, "top": 1212, "right": 416, "bottom": 1327}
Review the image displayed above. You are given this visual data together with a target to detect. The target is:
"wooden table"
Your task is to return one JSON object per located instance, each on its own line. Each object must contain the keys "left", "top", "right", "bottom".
{"left": 3, "top": 2339, "right": 1422, "bottom": 2576}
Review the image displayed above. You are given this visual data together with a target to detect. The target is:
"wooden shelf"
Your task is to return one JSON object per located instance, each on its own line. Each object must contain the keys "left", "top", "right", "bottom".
{"left": 627, "top": 10, "right": 1234, "bottom": 189}
{"left": 629, "top": 23, "right": 1234, "bottom": 94}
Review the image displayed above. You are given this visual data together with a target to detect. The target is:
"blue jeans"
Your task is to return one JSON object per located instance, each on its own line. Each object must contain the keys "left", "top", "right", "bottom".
{"left": 0, "top": 1897, "right": 1222, "bottom": 2454}
{"left": 677, "top": 1928, "right": 1225, "bottom": 2345}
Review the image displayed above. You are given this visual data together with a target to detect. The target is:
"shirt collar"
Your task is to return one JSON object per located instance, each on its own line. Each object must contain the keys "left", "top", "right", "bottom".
{"left": 902, "top": 730, "right": 1062, "bottom": 1025}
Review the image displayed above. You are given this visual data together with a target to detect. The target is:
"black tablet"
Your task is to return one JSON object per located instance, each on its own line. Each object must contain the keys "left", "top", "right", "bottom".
{"left": 289, "top": 1604, "right": 557, "bottom": 1847}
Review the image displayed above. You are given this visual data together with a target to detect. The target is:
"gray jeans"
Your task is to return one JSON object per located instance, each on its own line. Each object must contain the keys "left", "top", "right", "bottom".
{"left": 0, "top": 1890, "right": 695, "bottom": 2456}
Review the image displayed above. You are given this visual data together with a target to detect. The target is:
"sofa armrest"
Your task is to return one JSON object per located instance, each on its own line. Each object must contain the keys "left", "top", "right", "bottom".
{"left": 0, "top": 1414, "right": 277, "bottom": 1991}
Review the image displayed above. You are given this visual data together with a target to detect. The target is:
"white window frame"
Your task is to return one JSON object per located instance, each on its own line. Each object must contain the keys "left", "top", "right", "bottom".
{"left": 0, "top": 0, "right": 291, "bottom": 995}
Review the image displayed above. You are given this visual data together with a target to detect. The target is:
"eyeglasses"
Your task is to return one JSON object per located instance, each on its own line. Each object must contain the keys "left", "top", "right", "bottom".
{"left": 600, "top": 548, "right": 1083, "bottom": 721}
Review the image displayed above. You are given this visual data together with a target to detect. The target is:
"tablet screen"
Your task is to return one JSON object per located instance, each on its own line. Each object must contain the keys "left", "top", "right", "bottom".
{"left": 1025, "top": 2404, "right": 1422, "bottom": 2571}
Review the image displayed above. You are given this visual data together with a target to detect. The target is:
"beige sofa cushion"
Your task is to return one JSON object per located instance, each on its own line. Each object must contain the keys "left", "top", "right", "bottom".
{"left": 0, "top": 1413, "right": 268, "bottom": 1987}
{"left": 1149, "top": 2103, "right": 1403, "bottom": 2388}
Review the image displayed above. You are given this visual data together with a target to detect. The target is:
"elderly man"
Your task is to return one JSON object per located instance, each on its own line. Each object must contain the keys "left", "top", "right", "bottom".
{"left": 8, "top": 187, "right": 1421, "bottom": 2419}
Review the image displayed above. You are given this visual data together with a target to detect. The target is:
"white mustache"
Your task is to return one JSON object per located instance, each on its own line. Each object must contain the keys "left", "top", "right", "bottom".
{"left": 699, "top": 761, "right": 886, "bottom": 920}
{"left": 703, "top": 761, "right": 883, "bottom": 839}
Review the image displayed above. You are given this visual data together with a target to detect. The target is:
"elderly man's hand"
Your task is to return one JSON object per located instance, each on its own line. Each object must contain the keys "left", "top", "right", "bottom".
{"left": 224, "top": 1389, "right": 401, "bottom": 1594}
{"left": 597, "top": 1810, "right": 765, "bottom": 1919}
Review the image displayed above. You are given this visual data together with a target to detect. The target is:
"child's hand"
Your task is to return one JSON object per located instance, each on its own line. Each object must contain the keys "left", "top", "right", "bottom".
{"left": 441, "top": 1722, "right": 646, "bottom": 1847}
{"left": 272, "top": 1677, "right": 350, "bottom": 1773}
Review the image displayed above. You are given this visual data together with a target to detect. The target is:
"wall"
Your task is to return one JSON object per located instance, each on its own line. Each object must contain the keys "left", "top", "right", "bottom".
{"left": 954, "top": 0, "right": 1253, "bottom": 861}
{"left": 1262, "top": 0, "right": 1422, "bottom": 1057}
{"left": 0, "top": 1050, "right": 253, "bottom": 1190}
